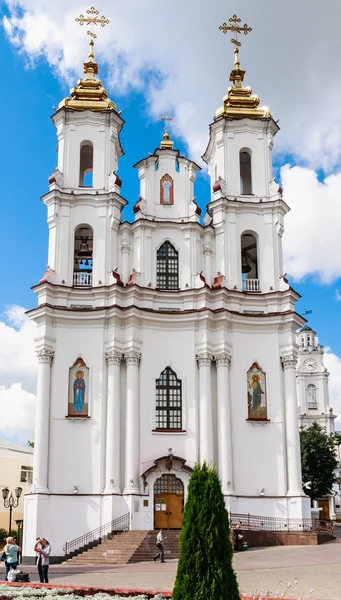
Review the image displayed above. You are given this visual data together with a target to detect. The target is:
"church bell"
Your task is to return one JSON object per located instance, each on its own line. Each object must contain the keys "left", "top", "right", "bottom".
{"left": 242, "top": 253, "right": 252, "bottom": 274}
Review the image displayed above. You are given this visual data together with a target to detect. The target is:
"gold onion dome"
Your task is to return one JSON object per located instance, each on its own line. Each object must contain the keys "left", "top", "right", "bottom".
{"left": 160, "top": 131, "right": 174, "bottom": 149}
{"left": 59, "top": 37, "right": 117, "bottom": 112}
{"left": 215, "top": 47, "right": 271, "bottom": 120}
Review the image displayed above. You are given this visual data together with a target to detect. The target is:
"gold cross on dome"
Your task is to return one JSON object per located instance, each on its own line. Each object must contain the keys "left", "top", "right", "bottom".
{"left": 219, "top": 14, "right": 252, "bottom": 47}
{"left": 158, "top": 111, "right": 175, "bottom": 136}
{"left": 75, "top": 6, "right": 109, "bottom": 38}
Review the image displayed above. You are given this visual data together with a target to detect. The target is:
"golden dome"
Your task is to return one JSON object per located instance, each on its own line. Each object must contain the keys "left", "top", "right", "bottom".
{"left": 59, "top": 38, "right": 117, "bottom": 112}
{"left": 215, "top": 47, "right": 271, "bottom": 120}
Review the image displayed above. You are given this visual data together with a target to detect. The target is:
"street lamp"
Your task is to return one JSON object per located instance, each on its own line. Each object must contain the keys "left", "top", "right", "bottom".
{"left": 2, "top": 487, "right": 23, "bottom": 536}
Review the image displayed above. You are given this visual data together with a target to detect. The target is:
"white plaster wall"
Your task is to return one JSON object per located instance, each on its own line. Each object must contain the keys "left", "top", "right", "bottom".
{"left": 229, "top": 330, "right": 288, "bottom": 498}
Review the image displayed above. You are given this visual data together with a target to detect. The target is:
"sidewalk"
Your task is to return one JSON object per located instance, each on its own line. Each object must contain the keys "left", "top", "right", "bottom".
{"left": 5, "top": 541, "right": 341, "bottom": 599}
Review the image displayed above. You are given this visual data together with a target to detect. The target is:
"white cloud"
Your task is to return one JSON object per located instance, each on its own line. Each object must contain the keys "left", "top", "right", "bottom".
{"left": 335, "top": 290, "right": 341, "bottom": 301}
{"left": 3, "top": 1, "right": 341, "bottom": 172}
{"left": 282, "top": 165, "right": 341, "bottom": 283}
{"left": 324, "top": 350, "right": 341, "bottom": 431}
{"left": 0, "top": 307, "right": 37, "bottom": 443}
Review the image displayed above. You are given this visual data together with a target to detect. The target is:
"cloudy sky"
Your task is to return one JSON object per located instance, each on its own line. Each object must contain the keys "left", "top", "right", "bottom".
{"left": 1, "top": 0, "right": 341, "bottom": 441}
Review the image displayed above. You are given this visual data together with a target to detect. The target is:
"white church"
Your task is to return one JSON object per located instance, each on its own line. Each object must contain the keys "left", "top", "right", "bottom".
{"left": 23, "top": 28, "right": 314, "bottom": 560}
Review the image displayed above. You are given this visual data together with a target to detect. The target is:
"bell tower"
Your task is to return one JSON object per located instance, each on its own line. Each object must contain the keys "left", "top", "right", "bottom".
{"left": 202, "top": 17, "right": 285, "bottom": 294}
{"left": 45, "top": 25, "right": 125, "bottom": 289}
{"left": 297, "top": 325, "right": 335, "bottom": 434}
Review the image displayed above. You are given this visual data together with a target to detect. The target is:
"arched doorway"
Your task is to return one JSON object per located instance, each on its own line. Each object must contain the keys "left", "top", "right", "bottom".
{"left": 154, "top": 474, "right": 184, "bottom": 529}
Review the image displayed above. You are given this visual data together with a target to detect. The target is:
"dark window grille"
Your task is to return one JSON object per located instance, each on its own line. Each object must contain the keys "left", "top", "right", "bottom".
{"left": 156, "top": 367, "right": 182, "bottom": 430}
{"left": 156, "top": 242, "right": 179, "bottom": 290}
{"left": 154, "top": 474, "right": 184, "bottom": 495}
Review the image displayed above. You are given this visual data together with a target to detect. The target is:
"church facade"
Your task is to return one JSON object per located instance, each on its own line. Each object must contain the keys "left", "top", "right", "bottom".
{"left": 23, "top": 38, "right": 311, "bottom": 560}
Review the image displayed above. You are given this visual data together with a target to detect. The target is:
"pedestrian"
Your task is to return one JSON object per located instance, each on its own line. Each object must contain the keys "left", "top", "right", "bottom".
{"left": 153, "top": 528, "right": 167, "bottom": 563}
{"left": 34, "top": 538, "right": 51, "bottom": 583}
{"left": 233, "top": 524, "right": 243, "bottom": 552}
{"left": 1, "top": 536, "right": 19, "bottom": 581}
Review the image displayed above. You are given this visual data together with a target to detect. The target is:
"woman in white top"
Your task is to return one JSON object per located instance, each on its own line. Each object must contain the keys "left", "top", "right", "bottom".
{"left": 34, "top": 538, "right": 51, "bottom": 583}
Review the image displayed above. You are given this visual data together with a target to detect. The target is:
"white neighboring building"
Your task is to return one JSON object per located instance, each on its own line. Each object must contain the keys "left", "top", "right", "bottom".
{"left": 0, "top": 438, "right": 33, "bottom": 531}
{"left": 297, "top": 324, "right": 335, "bottom": 435}
{"left": 23, "top": 40, "right": 311, "bottom": 561}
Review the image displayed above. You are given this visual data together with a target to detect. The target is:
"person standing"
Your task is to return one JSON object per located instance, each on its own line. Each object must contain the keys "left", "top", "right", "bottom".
{"left": 153, "top": 528, "right": 167, "bottom": 563}
{"left": 2, "top": 537, "right": 19, "bottom": 581}
{"left": 233, "top": 524, "right": 243, "bottom": 552}
{"left": 35, "top": 538, "right": 51, "bottom": 583}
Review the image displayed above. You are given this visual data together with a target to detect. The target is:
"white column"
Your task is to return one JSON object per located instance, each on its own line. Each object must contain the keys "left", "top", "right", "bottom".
{"left": 203, "top": 245, "right": 212, "bottom": 287}
{"left": 197, "top": 353, "right": 214, "bottom": 464}
{"left": 104, "top": 350, "right": 122, "bottom": 494}
{"left": 216, "top": 353, "right": 234, "bottom": 494}
{"left": 32, "top": 348, "right": 54, "bottom": 493}
{"left": 124, "top": 351, "right": 141, "bottom": 494}
{"left": 121, "top": 242, "right": 130, "bottom": 283}
{"left": 282, "top": 355, "right": 304, "bottom": 496}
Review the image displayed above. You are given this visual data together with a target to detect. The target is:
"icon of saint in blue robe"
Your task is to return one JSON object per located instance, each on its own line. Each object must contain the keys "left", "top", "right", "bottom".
{"left": 249, "top": 374, "right": 264, "bottom": 412}
{"left": 74, "top": 370, "right": 86, "bottom": 413}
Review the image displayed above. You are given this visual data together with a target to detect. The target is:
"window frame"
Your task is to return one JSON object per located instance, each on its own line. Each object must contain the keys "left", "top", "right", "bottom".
{"left": 307, "top": 384, "right": 317, "bottom": 409}
{"left": 20, "top": 465, "right": 33, "bottom": 484}
{"left": 156, "top": 241, "right": 179, "bottom": 290}
{"left": 155, "top": 367, "right": 182, "bottom": 431}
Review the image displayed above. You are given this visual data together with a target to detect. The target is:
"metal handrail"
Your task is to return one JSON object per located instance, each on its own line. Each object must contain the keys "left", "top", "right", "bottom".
{"left": 230, "top": 512, "right": 333, "bottom": 535}
{"left": 63, "top": 512, "right": 131, "bottom": 556}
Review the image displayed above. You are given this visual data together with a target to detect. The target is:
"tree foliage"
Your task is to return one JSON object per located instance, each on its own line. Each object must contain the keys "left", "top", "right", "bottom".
{"left": 27, "top": 441, "right": 34, "bottom": 448}
{"left": 173, "top": 463, "right": 239, "bottom": 600}
{"left": 300, "top": 422, "right": 338, "bottom": 500}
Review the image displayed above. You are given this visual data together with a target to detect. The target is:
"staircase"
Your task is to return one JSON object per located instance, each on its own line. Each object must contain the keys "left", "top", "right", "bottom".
{"left": 65, "top": 529, "right": 181, "bottom": 565}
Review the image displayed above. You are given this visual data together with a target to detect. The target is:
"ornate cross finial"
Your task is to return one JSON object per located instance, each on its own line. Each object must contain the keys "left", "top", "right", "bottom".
{"left": 75, "top": 6, "right": 109, "bottom": 31}
{"left": 158, "top": 111, "right": 175, "bottom": 137}
{"left": 219, "top": 14, "right": 252, "bottom": 47}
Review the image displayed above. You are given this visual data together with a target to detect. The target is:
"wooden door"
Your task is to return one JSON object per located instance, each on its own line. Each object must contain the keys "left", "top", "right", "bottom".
{"left": 154, "top": 474, "right": 184, "bottom": 529}
{"left": 318, "top": 498, "right": 330, "bottom": 520}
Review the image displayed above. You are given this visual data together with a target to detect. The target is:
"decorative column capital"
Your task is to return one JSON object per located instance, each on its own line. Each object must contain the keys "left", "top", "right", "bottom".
{"left": 121, "top": 242, "right": 130, "bottom": 254}
{"left": 125, "top": 351, "right": 141, "bottom": 366}
{"left": 197, "top": 353, "right": 213, "bottom": 367}
{"left": 36, "top": 348, "right": 54, "bottom": 365}
{"left": 215, "top": 352, "right": 231, "bottom": 367}
{"left": 281, "top": 355, "right": 298, "bottom": 370}
{"left": 105, "top": 350, "right": 123, "bottom": 366}
{"left": 203, "top": 245, "right": 213, "bottom": 256}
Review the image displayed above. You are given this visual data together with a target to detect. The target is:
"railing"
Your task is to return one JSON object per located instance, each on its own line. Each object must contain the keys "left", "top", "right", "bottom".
{"left": 73, "top": 272, "right": 93, "bottom": 286}
{"left": 63, "top": 512, "right": 131, "bottom": 557}
{"left": 242, "top": 278, "right": 260, "bottom": 292}
{"left": 230, "top": 512, "right": 334, "bottom": 536}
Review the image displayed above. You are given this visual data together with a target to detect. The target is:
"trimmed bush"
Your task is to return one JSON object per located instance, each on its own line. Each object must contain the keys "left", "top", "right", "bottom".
{"left": 173, "top": 463, "right": 240, "bottom": 600}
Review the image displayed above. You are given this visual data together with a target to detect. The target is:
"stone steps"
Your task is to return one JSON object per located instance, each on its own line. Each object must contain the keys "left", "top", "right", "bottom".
{"left": 65, "top": 529, "right": 181, "bottom": 565}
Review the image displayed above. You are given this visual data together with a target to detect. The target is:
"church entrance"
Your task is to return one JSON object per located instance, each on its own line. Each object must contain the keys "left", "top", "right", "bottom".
{"left": 154, "top": 474, "right": 184, "bottom": 529}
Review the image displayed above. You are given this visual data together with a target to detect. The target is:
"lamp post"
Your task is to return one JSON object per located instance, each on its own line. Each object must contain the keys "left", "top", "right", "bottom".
{"left": 2, "top": 487, "right": 23, "bottom": 537}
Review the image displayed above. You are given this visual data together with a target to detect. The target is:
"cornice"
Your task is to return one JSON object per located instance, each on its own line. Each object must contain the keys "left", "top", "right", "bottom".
{"left": 41, "top": 188, "right": 128, "bottom": 209}
{"left": 207, "top": 196, "right": 290, "bottom": 215}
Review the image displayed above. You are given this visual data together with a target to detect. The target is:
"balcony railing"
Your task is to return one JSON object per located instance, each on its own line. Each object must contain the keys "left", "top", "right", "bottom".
{"left": 73, "top": 272, "right": 93, "bottom": 286}
{"left": 242, "top": 278, "right": 260, "bottom": 292}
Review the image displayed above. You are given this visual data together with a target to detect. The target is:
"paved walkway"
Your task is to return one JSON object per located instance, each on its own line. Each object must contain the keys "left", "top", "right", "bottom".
{"left": 5, "top": 540, "right": 341, "bottom": 599}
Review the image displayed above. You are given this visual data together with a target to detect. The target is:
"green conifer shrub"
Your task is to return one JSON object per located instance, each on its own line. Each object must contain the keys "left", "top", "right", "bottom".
{"left": 173, "top": 462, "right": 240, "bottom": 600}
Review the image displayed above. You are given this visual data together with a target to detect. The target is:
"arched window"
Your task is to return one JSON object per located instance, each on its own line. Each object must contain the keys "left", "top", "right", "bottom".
{"left": 155, "top": 367, "right": 182, "bottom": 430}
{"left": 307, "top": 384, "right": 317, "bottom": 409}
{"left": 73, "top": 225, "right": 93, "bottom": 286}
{"left": 160, "top": 174, "right": 174, "bottom": 205}
{"left": 79, "top": 142, "right": 94, "bottom": 187}
{"left": 241, "top": 232, "right": 259, "bottom": 291}
{"left": 240, "top": 150, "right": 252, "bottom": 195}
{"left": 301, "top": 336, "right": 304, "bottom": 347}
{"left": 157, "top": 242, "right": 179, "bottom": 289}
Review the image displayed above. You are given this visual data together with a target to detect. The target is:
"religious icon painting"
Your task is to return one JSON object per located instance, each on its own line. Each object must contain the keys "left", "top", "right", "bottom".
{"left": 160, "top": 174, "right": 174, "bottom": 205}
{"left": 247, "top": 362, "right": 268, "bottom": 420}
{"left": 68, "top": 357, "right": 89, "bottom": 417}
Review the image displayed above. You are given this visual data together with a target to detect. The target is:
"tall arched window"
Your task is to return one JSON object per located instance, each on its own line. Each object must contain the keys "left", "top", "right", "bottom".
{"left": 157, "top": 242, "right": 179, "bottom": 289}
{"left": 79, "top": 142, "right": 94, "bottom": 187}
{"left": 240, "top": 150, "right": 252, "bottom": 195}
{"left": 155, "top": 367, "right": 182, "bottom": 430}
{"left": 307, "top": 384, "right": 317, "bottom": 409}
{"left": 73, "top": 225, "right": 93, "bottom": 286}
{"left": 241, "top": 232, "right": 259, "bottom": 291}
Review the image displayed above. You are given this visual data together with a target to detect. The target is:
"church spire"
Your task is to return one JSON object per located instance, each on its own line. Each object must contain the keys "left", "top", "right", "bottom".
{"left": 59, "top": 7, "right": 117, "bottom": 112}
{"left": 158, "top": 112, "right": 175, "bottom": 149}
{"left": 216, "top": 15, "right": 271, "bottom": 120}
